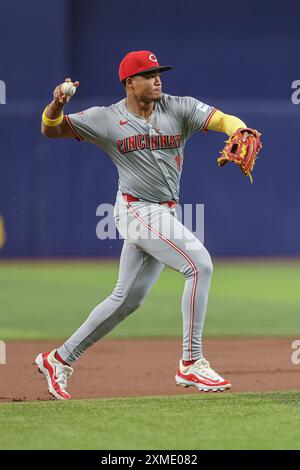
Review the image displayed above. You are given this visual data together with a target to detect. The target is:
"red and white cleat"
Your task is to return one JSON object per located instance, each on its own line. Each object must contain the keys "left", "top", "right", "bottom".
{"left": 34, "top": 349, "right": 73, "bottom": 400}
{"left": 175, "top": 358, "right": 231, "bottom": 392}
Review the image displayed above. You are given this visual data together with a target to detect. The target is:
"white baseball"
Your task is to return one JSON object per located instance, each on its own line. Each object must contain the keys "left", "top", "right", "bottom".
{"left": 61, "top": 81, "right": 76, "bottom": 96}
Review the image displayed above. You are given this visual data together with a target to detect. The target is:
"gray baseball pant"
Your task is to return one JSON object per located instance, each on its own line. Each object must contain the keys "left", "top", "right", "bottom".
{"left": 57, "top": 191, "right": 213, "bottom": 364}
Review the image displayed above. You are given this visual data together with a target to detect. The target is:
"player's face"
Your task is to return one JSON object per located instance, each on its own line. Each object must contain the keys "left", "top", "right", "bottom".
{"left": 131, "top": 72, "right": 163, "bottom": 102}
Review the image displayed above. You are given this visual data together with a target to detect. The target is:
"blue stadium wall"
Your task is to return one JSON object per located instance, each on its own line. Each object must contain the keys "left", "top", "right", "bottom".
{"left": 1, "top": 0, "right": 300, "bottom": 257}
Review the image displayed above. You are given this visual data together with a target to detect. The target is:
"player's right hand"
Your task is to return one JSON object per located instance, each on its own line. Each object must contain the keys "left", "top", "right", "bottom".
{"left": 53, "top": 77, "right": 80, "bottom": 105}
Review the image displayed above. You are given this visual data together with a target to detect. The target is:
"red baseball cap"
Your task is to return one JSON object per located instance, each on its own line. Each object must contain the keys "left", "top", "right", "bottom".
{"left": 119, "top": 50, "right": 172, "bottom": 82}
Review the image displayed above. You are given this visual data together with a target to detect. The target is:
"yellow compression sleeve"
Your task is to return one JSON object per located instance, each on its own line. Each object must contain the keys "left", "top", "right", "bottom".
{"left": 207, "top": 109, "right": 247, "bottom": 136}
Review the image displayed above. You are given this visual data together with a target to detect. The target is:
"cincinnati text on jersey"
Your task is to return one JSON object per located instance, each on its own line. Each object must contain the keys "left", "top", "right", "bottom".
{"left": 117, "top": 133, "right": 182, "bottom": 155}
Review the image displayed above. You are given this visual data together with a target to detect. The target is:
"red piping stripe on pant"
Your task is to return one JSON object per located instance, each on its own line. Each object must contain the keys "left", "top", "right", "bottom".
{"left": 126, "top": 201, "right": 198, "bottom": 361}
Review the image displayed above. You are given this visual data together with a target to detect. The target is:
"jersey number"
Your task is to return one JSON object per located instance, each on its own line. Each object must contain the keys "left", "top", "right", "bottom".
{"left": 175, "top": 154, "right": 183, "bottom": 171}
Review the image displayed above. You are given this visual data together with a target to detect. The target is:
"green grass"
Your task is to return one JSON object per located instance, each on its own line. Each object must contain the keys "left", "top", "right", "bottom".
{"left": 0, "top": 392, "right": 300, "bottom": 449}
{"left": 0, "top": 261, "right": 299, "bottom": 340}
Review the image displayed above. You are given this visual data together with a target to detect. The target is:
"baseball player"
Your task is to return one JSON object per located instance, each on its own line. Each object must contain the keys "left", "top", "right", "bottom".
{"left": 34, "top": 50, "right": 262, "bottom": 400}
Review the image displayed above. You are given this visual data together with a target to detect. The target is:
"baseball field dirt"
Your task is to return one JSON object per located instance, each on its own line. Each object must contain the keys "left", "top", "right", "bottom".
{"left": 0, "top": 337, "right": 298, "bottom": 402}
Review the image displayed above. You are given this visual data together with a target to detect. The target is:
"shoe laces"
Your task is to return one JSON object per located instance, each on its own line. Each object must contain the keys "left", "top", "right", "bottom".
{"left": 55, "top": 364, "right": 73, "bottom": 389}
{"left": 185, "top": 358, "right": 221, "bottom": 380}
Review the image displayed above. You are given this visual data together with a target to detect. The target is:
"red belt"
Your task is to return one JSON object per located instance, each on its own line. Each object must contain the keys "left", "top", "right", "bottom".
{"left": 122, "top": 193, "right": 177, "bottom": 209}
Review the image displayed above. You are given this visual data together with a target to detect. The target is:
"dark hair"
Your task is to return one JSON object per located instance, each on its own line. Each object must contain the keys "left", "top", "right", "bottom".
{"left": 121, "top": 79, "right": 127, "bottom": 87}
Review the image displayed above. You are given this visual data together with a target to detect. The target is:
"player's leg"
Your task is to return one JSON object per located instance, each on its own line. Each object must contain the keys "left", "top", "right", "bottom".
{"left": 125, "top": 201, "right": 231, "bottom": 391}
{"left": 128, "top": 204, "right": 211, "bottom": 361}
{"left": 56, "top": 240, "right": 164, "bottom": 364}
{"left": 34, "top": 240, "right": 163, "bottom": 399}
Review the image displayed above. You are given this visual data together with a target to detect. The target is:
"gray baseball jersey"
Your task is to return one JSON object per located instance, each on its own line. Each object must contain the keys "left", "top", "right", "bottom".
{"left": 66, "top": 94, "right": 216, "bottom": 202}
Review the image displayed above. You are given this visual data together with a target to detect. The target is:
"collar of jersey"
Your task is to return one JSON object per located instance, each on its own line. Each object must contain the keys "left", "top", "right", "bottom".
{"left": 122, "top": 99, "right": 157, "bottom": 124}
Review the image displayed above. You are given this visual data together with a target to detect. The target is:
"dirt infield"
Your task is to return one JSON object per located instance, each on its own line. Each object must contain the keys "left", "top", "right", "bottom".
{"left": 0, "top": 338, "right": 299, "bottom": 402}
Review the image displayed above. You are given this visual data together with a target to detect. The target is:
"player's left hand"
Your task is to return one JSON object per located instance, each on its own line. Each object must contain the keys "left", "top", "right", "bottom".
{"left": 217, "top": 127, "right": 262, "bottom": 183}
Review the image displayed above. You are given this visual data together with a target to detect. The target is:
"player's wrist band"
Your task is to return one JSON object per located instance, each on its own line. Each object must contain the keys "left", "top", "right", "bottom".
{"left": 42, "top": 106, "right": 64, "bottom": 127}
